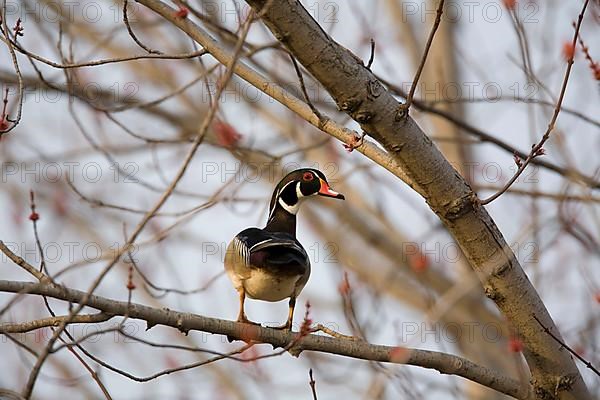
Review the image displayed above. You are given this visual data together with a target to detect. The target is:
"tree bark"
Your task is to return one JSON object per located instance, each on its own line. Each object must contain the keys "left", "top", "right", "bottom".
{"left": 237, "top": 1, "right": 589, "bottom": 399}
{"left": 129, "top": 0, "right": 590, "bottom": 397}
{"left": 0, "top": 280, "right": 527, "bottom": 399}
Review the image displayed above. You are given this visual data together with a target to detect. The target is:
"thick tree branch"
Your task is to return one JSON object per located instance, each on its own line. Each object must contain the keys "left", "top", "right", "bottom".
{"left": 237, "top": 1, "right": 590, "bottom": 399}
{"left": 0, "top": 280, "right": 528, "bottom": 399}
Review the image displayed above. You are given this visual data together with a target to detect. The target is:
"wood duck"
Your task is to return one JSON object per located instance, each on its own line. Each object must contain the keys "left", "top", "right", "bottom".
{"left": 225, "top": 168, "right": 345, "bottom": 330}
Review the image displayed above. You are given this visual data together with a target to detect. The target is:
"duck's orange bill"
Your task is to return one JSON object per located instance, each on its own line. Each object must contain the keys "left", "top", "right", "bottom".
{"left": 318, "top": 179, "right": 345, "bottom": 200}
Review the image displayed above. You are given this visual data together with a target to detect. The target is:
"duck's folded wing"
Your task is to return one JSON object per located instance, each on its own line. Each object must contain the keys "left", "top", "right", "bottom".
{"left": 251, "top": 240, "right": 309, "bottom": 276}
{"left": 250, "top": 237, "right": 305, "bottom": 255}
{"left": 233, "top": 229, "right": 309, "bottom": 276}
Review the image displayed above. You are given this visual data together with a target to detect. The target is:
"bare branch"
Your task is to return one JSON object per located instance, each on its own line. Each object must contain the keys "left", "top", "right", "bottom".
{"left": 480, "top": 0, "right": 591, "bottom": 205}
{"left": 0, "top": 280, "right": 528, "bottom": 399}
{"left": 237, "top": 0, "right": 592, "bottom": 397}
{"left": 398, "top": 0, "right": 445, "bottom": 113}
{"left": 309, "top": 369, "right": 318, "bottom": 400}
{"left": 19, "top": 11, "right": 256, "bottom": 399}
{"left": 532, "top": 314, "right": 600, "bottom": 377}
{"left": 0, "top": 313, "right": 113, "bottom": 334}
{"left": 123, "top": 0, "right": 162, "bottom": 55}
{"left": 0, "top": 1, "right": 24, "bottom": 135}
{"left": 0, "top": 241, "right": 48, "bottom": 283}
{"left": 381, "top": 78, "right": 600, "bottom": 189}
{"left": 134, "top": 0, "right": 415, "bottom": 189}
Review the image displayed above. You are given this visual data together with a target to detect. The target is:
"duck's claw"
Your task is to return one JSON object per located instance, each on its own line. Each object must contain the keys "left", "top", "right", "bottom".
{"left": 228, "top": 317, "right": 262, "bottom": 342}
{"left": 237, "top": 316, "right": 261, "bottom": 326}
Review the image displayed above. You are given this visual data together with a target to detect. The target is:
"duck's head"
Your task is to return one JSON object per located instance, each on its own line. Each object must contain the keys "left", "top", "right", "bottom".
{"left": 268, "top": 168, "right": 345, "bottom": 217}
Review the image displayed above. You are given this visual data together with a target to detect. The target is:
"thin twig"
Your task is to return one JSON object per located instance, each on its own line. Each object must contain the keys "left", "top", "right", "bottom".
{"left": 381, "top": 77, "right": 600, "bottom": 189}
{"left": 366, "top": 38, "right": 375, "bottom": 70}
{"left": 71, "top": 340, "right": 252, "bottom": 383}
{"left": 476, "top": 185, "right": 600, "bottom": 203}
{"left": 480, "top": 0, "right": 591, "bottom": 205}
{"left": 0, "top": 313, "right": 113, "bottom": 334}
{"left": 20, "top": 12, "right": 257, "bottom": 399}
{"left": 135, "top": 0, "right": 414, "bottom": 189}
{"left": 0, "top": 0, "right": 24, "bottom": 134}
{"left": 312, "top": 324, "right": 360, "bottom": 341}
{"left": 6, "top": 38, "right": 207, "bottom": 69}
{"left": 531, "top": 314, "right": 600, "bottom": 377}
{"left": 101, "top": 64, "right": 218, "bottom": 113}
{"left": 421, "top": 95, "right": 600, "bottom": 129}
{"left": 289, "top": 53, "right": 325, "bottom": 125}
{"left": 57, "top": 338, "right": 114, "bottom": 400}
{"left": 3, "top": 333, "right": 39, "bottom": 357}
{"left": 398, "top": 0, "right": 445, "bottom": 114}
{"left": 32, "top": 207, "right": 114, "bottom": 400}
{"left": 309, "top": 369, "right": 318, "bottom": 400}
{"left": 28, "top": 191, "right": 48, "bottom": 276}
{"left": 123, "top": 0, "right": 162, "bottom": 54}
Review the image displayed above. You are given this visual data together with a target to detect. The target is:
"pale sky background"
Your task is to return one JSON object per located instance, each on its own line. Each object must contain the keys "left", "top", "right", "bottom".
{"left": 1, "top": 0, "right": 599, "bottom": 399}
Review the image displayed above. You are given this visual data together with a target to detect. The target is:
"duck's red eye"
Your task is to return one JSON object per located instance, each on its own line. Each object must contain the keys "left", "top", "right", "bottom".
{"left": 303, "top": 172, "right": 314, "bottom": 181}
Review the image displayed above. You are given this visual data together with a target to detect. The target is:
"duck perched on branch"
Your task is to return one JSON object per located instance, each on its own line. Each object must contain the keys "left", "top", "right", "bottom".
{"left": 225, "top": 168, "right": 345, "bottom": 331}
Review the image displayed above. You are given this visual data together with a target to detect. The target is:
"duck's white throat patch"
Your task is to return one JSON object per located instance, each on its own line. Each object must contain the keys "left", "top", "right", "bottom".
{"left": 277, "top": 181, "right": 306, "bottom": 215}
